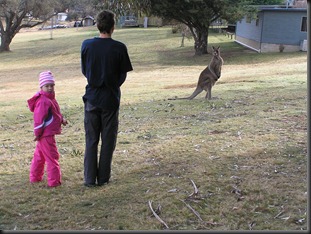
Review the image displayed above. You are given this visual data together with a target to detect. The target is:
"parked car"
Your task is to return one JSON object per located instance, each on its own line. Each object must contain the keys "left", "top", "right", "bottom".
{"left": 121, "top": 16, "right": 139, "bottom": 28}
{"left": 39, "top": 24, "right": 68, "bottom": 30}
{"left": 74, "top": 21, "right": 83, "bottom": 27}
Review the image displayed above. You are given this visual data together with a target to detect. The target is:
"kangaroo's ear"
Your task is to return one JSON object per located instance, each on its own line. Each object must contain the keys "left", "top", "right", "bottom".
{"left": 217, "top": 46, "right": 220, "bottom": 49}
{"left": 212, "top": 46, "right": 215, "bottom": 50}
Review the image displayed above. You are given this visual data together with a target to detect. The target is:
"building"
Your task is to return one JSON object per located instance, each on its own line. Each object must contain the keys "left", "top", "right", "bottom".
{"left": 82, "top": 16, "right": 95, "bottom": 27}
{"left": 235, "top": 1, "right": 307, "bottom": 53}
{"left": 57, "top": 12, "right": 68, "bottom": 22}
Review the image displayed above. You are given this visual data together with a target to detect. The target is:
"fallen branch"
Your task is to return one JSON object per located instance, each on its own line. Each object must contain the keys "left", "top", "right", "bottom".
{"left": 204, "top": 221, "right": 222, "bottom": 226}
{"left": 191, "top": 180, "right": 199, "bottom": 195}
{"left": 179, "top": 199, "right": 221, "bottom": 226}
{"left": 248, "top": 221, "right": 256, "bottom": 230}
{"left": 188, "top": 179, "right": 199, "bottom": 197}
{"left": 274, "top": 210, "right": 284, "bottom": 219}
{"left": 179, "top": 199, "right": 203, "bottom": 221}
{"left": 186, "top": 179, "right": 204, "bottom": 201}
{"left": 148, "top": 200, "right": 169, "bottom": 229}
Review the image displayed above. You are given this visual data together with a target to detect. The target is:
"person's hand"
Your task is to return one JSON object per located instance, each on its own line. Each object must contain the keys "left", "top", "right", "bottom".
{"left": 62, "top": 118, "right": 68, "bottom": 126}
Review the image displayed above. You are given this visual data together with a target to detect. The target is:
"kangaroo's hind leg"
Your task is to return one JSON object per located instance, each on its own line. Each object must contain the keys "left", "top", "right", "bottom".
{"left": 205, "top": 83, "right": 212, "bottom": 100}
{"left": 188, "top": 86, "right": 203, "bottom": 100}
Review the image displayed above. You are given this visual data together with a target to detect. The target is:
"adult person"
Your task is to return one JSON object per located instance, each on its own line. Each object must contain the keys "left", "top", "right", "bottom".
{"left": 81, "top": 10, "right": 133, "bottom": 187}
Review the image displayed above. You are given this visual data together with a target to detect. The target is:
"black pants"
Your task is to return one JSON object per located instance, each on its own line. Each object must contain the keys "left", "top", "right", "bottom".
{"left": 84, "top": 101, "right": 119, "bottom": 185}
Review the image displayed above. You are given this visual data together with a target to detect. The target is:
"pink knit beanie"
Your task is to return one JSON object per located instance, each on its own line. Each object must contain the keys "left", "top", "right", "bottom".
{"left": 39, "top": 71, "right": 55, "bottom": 88}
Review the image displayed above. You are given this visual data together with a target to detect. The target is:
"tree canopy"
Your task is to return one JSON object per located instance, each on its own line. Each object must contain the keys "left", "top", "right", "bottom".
{"left": 143, "top": 0, "right": 286, "bottom": 55}
{"left": 0, "top": 0, "right": 286, "bottom": 53}
{"left": 146, "top": 0, "right": 253, "bottom": 55}
{"left": 0, "top": 0, "right": 67, "bottom": 52}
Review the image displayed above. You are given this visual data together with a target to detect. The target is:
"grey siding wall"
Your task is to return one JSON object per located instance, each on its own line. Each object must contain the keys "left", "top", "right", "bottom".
{"left": 236, "top": 13, "right": 263, "bottom": 42}
{"left": 262, "top": 11, "right": 307, "bottom": 45}
{"left": 235, "top": 8, "right": 307, "bottom": 52}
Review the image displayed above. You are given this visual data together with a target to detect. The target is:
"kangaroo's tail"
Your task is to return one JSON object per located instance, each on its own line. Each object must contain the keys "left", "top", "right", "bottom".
{"left": 168, "top": 87, "right": 203, "bottom": 100}
{"left": 168, "top": 96, "right": 190, "bottom": 100}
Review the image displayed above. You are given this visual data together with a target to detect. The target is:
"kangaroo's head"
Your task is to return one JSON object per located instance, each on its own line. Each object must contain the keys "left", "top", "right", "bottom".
{"left": 212, "top": 46, "right": 221, "bottom": 57}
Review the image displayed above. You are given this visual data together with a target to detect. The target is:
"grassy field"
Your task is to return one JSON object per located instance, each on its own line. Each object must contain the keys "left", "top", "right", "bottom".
{"left": 0, "top": 26, "right": 308, "bottom": 231}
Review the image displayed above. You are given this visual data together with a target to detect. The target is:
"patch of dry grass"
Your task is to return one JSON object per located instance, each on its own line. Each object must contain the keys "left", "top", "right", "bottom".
{"left": 0, "top": 26, "right": 307, "bottom": 231}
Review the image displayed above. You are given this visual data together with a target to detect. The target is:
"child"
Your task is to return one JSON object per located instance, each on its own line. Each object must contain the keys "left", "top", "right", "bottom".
{"left": 27, "top": 71, "right": 67, "bottom": 187}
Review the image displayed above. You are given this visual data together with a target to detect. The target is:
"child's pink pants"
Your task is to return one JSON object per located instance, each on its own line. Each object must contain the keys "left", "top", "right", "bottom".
{"left": 30, "top": 135, "right": 61, "bottom": 187}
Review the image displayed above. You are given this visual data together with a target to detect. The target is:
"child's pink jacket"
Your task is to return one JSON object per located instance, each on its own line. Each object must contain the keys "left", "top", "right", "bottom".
{"left": 27, "top": 90, "right": 63, "bottom": 138}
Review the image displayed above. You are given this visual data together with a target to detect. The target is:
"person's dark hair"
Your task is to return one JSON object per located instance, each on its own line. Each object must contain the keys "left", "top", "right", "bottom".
{"left": 96, "top": 10, "right": 115, "bottom": 34}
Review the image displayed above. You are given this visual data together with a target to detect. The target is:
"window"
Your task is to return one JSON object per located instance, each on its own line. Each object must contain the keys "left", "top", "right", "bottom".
{"left": 301, "top": 17, "right": 307, "bottom": 32}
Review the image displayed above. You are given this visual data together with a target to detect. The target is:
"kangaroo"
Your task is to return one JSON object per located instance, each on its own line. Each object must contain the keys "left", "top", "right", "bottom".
{"left": 171, "top": 46, "right": 224, "bottom": 100}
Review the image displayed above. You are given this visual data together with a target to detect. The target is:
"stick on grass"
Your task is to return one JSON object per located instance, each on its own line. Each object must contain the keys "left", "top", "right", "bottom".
{"left": 148, "top": 200, "right": 169, "bottom": 229}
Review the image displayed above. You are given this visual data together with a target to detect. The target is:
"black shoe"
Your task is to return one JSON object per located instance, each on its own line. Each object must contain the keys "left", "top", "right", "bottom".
{"left": 97, "top": 181, "right": 109, "bottom": 186}
{"left": 84, "top": 183, "right": 97, "bottom": 187}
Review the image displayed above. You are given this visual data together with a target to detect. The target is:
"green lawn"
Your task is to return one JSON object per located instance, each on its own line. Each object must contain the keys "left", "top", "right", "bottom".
{"left": 0, "top": 26, "right": 308, "bottom": 231}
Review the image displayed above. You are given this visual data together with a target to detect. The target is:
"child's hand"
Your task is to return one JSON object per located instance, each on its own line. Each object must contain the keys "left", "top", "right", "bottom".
{"left": 62, "top": 118, "right": 68, "bottom": 126}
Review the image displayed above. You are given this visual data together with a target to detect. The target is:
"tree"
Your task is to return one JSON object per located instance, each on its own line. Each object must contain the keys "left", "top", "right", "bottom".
{"left": 92, "top": 0, "right": 150, "bottom": 23}
{"left": 0, "top": 0, "right": 68, "bottom": 52}
{"left": 64, "top": 0, "right": 144, "bottom": 26}
{"left": 145, "top": 0, "right": 258, "bottom": 55}
{"left": 65, "top": 0, "right": 100, "bottom": 21}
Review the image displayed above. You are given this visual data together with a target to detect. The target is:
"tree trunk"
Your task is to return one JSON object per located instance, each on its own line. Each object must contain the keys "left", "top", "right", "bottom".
{"left": 194, "top": 29, "right": 208, "bottom": 55}
{"left": 180, "top": 32, "right": 185, "bottom": 47}
{"left": 0, "top": 32, "right": 12, "bottom": 52}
